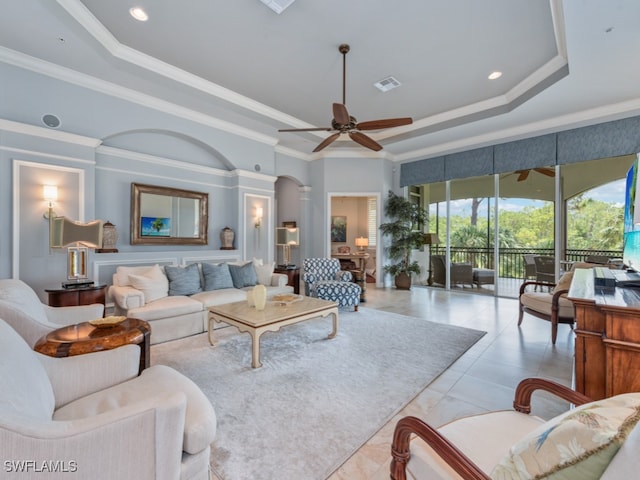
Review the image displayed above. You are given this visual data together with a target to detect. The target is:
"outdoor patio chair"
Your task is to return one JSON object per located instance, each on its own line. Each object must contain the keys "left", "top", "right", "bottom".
{"left": 390, "top": 377, "right": 640, "bottom": 480}
{"left": 430, "top": 255, "right": 474, "bottom": 287}
{"left": 585, "top": 254, "right": 610, "bottom": 265}
{"left": 533, "top": 255, "right": 556, "bottom": 284}
{"left": 522, "top": 254, "right": 537, "bottom": 280}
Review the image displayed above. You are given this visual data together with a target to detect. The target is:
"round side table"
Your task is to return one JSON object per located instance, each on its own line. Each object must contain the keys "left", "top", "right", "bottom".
{"left": 34, "top": 318, "right": 150, "bottom": 374}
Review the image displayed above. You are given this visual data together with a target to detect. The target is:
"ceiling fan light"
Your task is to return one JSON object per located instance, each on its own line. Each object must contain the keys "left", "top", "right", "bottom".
{"left": 259, "top": 0, "right": 296, "bottom": 14}
{"left": 374, "top": 76, "right": 401, "bottom": 92}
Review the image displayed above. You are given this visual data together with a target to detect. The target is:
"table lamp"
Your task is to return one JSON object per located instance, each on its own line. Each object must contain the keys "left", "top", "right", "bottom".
{"left": 50, "top": 216, "right": 103, "bottom": 288}
{"left": 276, "top": 227, "right": 300, "bottom": 267}
{"left": 355, "top": 236, "right": 369, "bottom": 254}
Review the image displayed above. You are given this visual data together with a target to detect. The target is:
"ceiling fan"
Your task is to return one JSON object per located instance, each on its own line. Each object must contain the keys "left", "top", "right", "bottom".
{"left": 279, "top": 44, "right": 413, "bottom": 152}
{"left": 513, "top": 167, "right": 556, "bottom": 182}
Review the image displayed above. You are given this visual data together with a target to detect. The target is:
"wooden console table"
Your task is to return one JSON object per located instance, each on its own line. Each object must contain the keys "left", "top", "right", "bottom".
{"left": 274, "top": 265, "right": 300, "bottom": 294}
{"left": 569, "top": 268, "right": 640, "bottom": 400}
{"left": 45, "top": 283, "right": 107, "bottom": 308}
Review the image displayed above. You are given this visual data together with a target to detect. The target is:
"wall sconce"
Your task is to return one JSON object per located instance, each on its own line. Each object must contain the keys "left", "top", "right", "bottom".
{"left": 254, "top": 206, "right": 263, "bottom": 229}
{"left": 355, "top": 236, "right": 369, "bottom": 253}
{"left": 43, "top": 185, "right": 58, "bottom": 219}
{"left": 50, "top": 216, "right": 103, "bottom": 288}
{"left": 276, "top": 227, "right": 300, "bottom": 267}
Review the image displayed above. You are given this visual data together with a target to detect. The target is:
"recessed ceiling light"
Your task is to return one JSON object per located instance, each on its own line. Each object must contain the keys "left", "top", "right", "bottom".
{"left": 129, "top": 7, "right": 148, "bottom": 22}
{"left": 488, "top": 71, "right": 503, "bottom": 80}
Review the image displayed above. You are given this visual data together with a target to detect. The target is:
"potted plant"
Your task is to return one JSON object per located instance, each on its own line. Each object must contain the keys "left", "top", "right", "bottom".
{"left": 379, "top": 190, "right": 428, "bottom": 289}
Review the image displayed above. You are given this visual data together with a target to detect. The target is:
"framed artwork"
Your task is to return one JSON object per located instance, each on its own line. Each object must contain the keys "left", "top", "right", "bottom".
{"left": 331, "top": 216, "right": 347, "bottom": 242}
{"left": 141, "top": 216, "right": 171, "bottom": 237}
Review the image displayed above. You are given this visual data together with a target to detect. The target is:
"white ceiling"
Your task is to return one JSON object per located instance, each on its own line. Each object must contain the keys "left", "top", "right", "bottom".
{"left": 1, "top": 0, "right": 639, "bottom": 162}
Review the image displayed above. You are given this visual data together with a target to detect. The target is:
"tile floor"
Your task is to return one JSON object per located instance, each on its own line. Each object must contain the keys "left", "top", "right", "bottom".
{"left": 327, "top": 285, "right": 575, "bottom": 480}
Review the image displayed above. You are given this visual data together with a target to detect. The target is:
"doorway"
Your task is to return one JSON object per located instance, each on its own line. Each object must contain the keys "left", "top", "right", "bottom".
{"left": 329, "top": 193, "right": 381, "bottom": 287}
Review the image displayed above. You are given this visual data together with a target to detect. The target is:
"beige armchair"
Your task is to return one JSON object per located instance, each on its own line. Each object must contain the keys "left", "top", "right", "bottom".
{"left": 391, "top": 377, "right": 640, "bottom": 480}
{"left": 0, "top": 279, "right": 103, "bottom": 347}
{"left": 518, "top": 262, "right": 597, "bottom": 344}
{"left": 0, "top": 318, "right": 216, "bottom": 480}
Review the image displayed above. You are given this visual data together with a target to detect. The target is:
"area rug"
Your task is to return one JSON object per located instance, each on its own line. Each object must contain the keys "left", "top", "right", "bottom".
{"left": 151, "top": 307, "right": 485, "bottom": 480}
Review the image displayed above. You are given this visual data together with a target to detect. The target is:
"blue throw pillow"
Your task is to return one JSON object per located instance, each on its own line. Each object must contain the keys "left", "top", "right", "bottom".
{"left": 202, "top": 263, "right": 234, "bottom": 290}
{"left": 228, "top": 262, "right": 257, "bottom": 288}
{"left": 164, "top": 263, "right": 203, "bottom": 296}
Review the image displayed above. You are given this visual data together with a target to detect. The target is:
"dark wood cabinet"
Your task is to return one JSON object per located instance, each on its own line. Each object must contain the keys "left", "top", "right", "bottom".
{"left": 45, "top": 284, "right": 107, "bottom": 308}
{"left": 569, "top": 269, "right": 640, "bottom": 400}
{"left": 274, "top": 266, "right": 300, "bottom": 294}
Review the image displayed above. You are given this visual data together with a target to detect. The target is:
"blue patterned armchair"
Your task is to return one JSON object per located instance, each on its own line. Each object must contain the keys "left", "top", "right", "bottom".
{"left": 302, "top": 258, "right": 361, "bottom": 311}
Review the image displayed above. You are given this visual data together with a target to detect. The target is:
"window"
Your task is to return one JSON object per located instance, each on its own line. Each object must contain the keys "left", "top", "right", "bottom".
{"left": 367, "top": 197, "right": 377, "bottom": 246}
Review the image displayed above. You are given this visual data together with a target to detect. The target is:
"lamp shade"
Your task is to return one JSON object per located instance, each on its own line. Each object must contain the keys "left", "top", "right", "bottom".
{"left": 276, "top": 227, "right": 299, "bottom": 246}
{"left": 50, "top": 217, "right": 103, "bottom": 248}
{"left": 355, "top": 236, "right": 369, "bottom": 248}
{"left": 423, "top": 233, "right": 440, "bottom": 245}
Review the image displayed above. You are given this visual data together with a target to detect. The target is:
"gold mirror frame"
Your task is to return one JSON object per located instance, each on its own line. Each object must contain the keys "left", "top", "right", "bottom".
{"left": 130, "top": 183, "right": 208, "bottom": 245}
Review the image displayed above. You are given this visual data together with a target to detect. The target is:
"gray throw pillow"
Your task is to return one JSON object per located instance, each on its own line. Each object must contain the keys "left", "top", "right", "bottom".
{"left": 228, "top": 262, "right": 257, "bottom": 289}
{"left": 164, "top": 263, "right": 203, "bottom": 296}
{"left": 202, "top": 263, "right": 234, "bottom": 290}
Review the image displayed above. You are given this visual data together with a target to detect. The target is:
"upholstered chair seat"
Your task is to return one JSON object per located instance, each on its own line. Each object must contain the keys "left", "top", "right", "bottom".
{"left": 0, "top": 318, "right": 216, "bottom": 480}
{"left": 302, "top": 258, "right": 361, "bottom": 311}
{"left": 0, "top": 278, "right": 103, "bottom": 347}
{"left": 518, "top": 262, "right": 598, "bottom": 344}
{"left": 391, "top": 378, "right": 640, "bottom": 480}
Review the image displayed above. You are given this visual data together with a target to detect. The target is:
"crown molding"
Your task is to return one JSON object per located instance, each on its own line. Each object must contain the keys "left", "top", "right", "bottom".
{"left": 56, "top": 0, "right": 306, "bottom": 129}
{"left": 96, "top": 145, "right": 233, "bottom": 177}
{"left": 0, "top": 46, "right": 278, "bottom": 147}
{"left": 0, "top": 118, "right": 101, "bottom": 147}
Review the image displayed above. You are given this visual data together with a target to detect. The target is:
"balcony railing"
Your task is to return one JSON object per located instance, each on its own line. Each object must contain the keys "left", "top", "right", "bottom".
{"left": 431, "top": 247, "right": 622, "bottom": 280}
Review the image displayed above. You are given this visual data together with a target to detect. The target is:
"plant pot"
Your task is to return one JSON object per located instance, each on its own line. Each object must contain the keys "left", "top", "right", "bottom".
{"left": 394, "top": 272, "right": 412, "bottom": 290}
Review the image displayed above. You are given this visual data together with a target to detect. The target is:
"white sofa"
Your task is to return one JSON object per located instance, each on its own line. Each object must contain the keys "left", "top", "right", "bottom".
{"left": 0, "top": 318, "right": 216, "bottom": 480}
{"left": 109, "top": 260, "right": 293, "bottom": 344}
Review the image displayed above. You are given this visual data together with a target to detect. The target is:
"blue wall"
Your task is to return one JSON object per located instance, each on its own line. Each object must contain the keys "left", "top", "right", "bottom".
{"left": 0, "top": 61, "right": 397, "bottom": 297}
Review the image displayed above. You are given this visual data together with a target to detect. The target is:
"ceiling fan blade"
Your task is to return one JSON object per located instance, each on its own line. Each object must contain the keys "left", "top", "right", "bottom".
{"left": 356, "top": 117, "right": 413, "bottom": 130}
{"left": 349, "top": 131, "right": 383, "bottom": 151}
{"left": 535, "top": 167, "right": 556, "bottom": 177}
{"left": 313, "top": 132, "right": 341, "bottom": 152}
{"left": 516, "top": 170, "right": 530, "bottom": 182}
{"left": 278, "top": 127, "right": 332, "bottom": 132}
{"left": 333, "top": 103, "right": 350, "bottom": 126}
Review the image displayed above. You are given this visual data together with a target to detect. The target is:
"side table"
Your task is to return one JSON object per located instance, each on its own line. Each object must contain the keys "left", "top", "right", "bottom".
{"left": 33, "top": 318, "right": 151, "bottom": 375}
{"left": 274, "top": 265, "right": 300, "bottom": 294}
{"left": 45, "top": 283, "right": 107, "bottom": 308}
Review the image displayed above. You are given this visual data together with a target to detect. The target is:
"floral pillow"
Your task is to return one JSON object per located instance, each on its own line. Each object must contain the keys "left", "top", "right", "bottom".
{"left": 491, "top": 393, "right": 640, "bottom": 480}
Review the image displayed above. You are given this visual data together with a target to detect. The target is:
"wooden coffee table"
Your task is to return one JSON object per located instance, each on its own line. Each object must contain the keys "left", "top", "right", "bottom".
{"left": 34, "top": 318, "right": 151, "bottom": 374}
{"left": 208, "top": 296, "right": 338, "bottom": 368}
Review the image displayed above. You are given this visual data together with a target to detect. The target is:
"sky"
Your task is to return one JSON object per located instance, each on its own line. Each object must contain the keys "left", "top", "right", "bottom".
{"left": 436, "top": 178, "right": 625, "bottom": 218}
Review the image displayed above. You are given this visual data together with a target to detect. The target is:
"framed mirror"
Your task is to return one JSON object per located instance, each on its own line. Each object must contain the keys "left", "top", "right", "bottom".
{"left": 131, "top": 183, "right": 208, "bottom": 245}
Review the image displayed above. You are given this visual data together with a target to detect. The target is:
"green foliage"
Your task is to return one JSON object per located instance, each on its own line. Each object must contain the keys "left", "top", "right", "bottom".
{"left": 435, "top": 196, "right": 622, "bottom": 251}
{"left": 379, "top": 191, "right": 428, "bottom": 276}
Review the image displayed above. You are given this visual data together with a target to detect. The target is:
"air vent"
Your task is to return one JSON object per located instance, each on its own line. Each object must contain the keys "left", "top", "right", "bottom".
{"left": 374, "top": 76, "right": 401, "bottom": 92}
{"left": 260, "top": 0, "right": 296, "bottom": 14}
